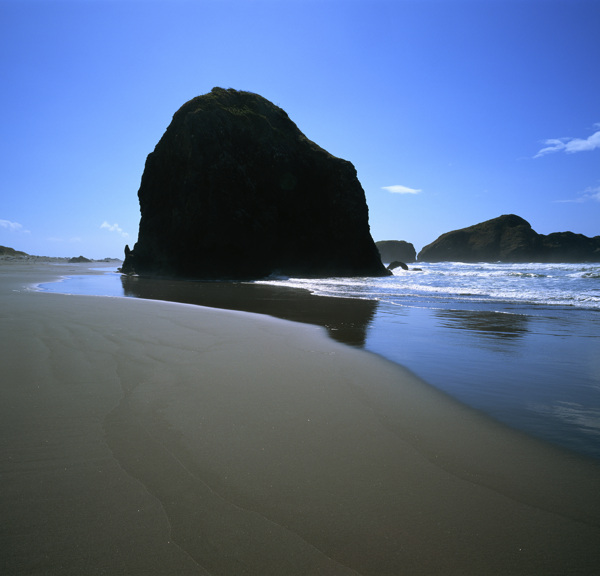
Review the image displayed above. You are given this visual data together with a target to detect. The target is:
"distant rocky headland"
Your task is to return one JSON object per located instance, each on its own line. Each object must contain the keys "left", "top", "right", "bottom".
{"left": 417, "top": 215, "right": 600, "bottom": 263}
{"left": 121, "top": 87, "right": 390, "bottom": 280}
{"left": 0, "top": 246, "right": 119, "bottom": 263}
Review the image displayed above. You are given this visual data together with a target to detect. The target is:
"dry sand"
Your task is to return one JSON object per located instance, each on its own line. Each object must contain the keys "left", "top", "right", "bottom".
{"left": 1, "top": 261, "right": 599, "bottom": 575}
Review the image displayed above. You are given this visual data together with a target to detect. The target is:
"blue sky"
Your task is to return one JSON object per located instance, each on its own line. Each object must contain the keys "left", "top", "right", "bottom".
{"left": 1, "top": 0, "right": 599, "bottom": 259}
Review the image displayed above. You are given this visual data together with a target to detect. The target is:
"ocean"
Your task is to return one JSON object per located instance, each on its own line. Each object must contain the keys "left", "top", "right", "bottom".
{"left": 39, "top": 261, "right": 600, "bottom": 461}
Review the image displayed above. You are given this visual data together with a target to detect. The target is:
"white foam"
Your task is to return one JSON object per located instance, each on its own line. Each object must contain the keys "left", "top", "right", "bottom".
{"left": 256, "top": 262, "right": 600, "bottom": 310}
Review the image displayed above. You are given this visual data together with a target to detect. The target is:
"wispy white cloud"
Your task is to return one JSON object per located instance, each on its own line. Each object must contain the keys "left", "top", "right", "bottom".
{"left": 581, "top": 185, "right": 600, "bottom": 202}
{"left": 101, "top": 221, "right": 129, "bottom": 238}
{"left": 381, "top": 184, "right": 422, "bottom": 195}
{"left": 0, "top": 219, "right": 29, "bottom": 233}
{"left": 535, "top": 138, "right": 567, "bottom": 157}
{"left": 553, "top": 185, "right": 600, "bottom": 203}
{"left": 535, "top": 124, "right": 600, "bottom": 158}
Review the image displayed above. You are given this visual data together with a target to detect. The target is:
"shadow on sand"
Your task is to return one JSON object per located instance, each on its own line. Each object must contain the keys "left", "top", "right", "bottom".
{"left": 121, "top": 275, "right": 378, "bottom": 348}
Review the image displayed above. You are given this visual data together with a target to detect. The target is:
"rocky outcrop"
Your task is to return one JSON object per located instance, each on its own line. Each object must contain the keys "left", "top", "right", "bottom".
{"left": 417, "top": 214, "right": 600, "bottom": 262}
{"left": 540, "top": 231, "right": 600, "bottom": 262}
{"left": 68, "top": 255, "right": 92, "bottom": 263}
{"left": 418, "top": 215, "right": 539, "bottom": 262}
{"left": 387, "top": 261, "right": 409, "bottom": 271}
{"left": 376, "top": 240, "right": 416, "bottom": 263}
{"left": 122, "top": 88, "right": 390, "bottom": 279}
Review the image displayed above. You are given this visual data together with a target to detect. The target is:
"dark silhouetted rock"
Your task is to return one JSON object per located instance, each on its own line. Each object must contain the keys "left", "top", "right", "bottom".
{"left": 376, "top": 240, "right": 416, "bottom": 263}
{"left": 418, "top": 215, "right": 539, "bottom": 262}
{"left": 540, "top": 231, "right": 600, "bottom": 262}
{"left": 418, "top": 214, "right": 600, "bottom": 262}
{"left": 69, "top": 255, "right": 92, "bottom": 263}
{"left": 387, "top": 261, "right": 409, "bottom": 271}
{"left": 122, "top": 88, "right": 390, "bottom": 279}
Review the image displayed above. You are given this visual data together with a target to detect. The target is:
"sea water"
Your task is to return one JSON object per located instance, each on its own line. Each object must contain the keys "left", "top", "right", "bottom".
{"left": 40, "top": 262, "right": 600, "bottom": 460}
{"left": 257, "top": 262, "right": 600, "bottom": 460}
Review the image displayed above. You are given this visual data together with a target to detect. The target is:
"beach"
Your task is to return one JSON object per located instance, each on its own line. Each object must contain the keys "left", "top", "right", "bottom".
{"left": 1, "top": 261, "right": 600, "bottom": 575}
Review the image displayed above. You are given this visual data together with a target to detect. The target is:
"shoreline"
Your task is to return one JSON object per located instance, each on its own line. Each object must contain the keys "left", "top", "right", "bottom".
{"left": 36, "top": 263, "right": 600, "bottom": 461}
{"left": 2, "top": 261, "right": 600, "bottom": 575}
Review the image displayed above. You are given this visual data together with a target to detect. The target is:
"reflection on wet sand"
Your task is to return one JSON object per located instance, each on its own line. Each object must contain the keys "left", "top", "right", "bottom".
{"left": 121, "top": 275, "right": 378, "bottom": 347}
{"left": 434, "top": 308, "right": 529, "bottom": 340}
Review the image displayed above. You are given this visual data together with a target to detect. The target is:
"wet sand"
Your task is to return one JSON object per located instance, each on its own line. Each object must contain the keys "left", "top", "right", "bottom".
{"left": 1, "top": 261, "right": 600, "bottom": 575}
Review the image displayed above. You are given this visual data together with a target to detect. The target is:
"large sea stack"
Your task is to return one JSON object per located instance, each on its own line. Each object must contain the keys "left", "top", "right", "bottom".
{"left": 122, "top": 88, "right": 389, "bottom": 279}
{"left": 418, "top": 214, "right": 600, "bottom": 262}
